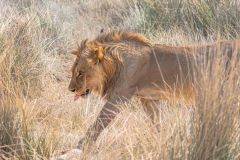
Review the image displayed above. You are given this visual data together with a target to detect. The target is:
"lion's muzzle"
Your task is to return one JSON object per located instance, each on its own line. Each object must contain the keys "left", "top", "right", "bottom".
{"left": 74, "top": 89, "right": 91, "bottom": 101}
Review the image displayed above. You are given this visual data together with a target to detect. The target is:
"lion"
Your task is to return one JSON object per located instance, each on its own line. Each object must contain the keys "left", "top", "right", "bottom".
{"left": 68, "top": 31, "right": 239, "bottom": 150}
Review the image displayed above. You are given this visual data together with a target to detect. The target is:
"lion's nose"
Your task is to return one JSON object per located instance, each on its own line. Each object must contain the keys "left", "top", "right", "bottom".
{"left": 69, "top": 88, "right": 76, "bottom": 92}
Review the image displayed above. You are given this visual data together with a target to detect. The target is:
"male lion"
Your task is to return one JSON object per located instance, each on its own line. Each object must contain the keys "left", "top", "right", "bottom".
{"left": 68, "top": 31, "right": 239, "bottom": 150}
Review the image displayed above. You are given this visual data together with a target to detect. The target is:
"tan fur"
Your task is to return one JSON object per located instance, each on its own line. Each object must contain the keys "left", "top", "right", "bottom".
{"left": 68, "top": 31, "right": 239, "bottom": 150}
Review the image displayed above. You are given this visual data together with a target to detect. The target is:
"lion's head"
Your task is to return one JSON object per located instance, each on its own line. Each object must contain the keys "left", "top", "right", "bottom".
{"left": 68, "top": 40, "right": 107, "bottom": 101}
{"left": 68, "top": 31, "right": 151, "bottom": 100}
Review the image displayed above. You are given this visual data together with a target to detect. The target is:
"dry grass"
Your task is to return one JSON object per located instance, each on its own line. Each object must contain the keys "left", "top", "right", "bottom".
{"left": 0, "top": 0, "right": 239, "bottom": 159}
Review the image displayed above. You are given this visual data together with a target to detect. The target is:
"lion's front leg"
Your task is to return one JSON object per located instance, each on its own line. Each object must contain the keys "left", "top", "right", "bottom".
{"left": 78, "top": 98, "right": 122, "bottom": 150}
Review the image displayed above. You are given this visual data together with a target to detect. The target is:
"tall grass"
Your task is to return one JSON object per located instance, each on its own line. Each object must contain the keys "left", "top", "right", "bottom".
{"left": 0, "top": 18, "right": 49, "bottom": 159}
{"left": 135, "top": 0, "right": 240, "bottom": 37}
{"left": 0, "top": 0, "right": 239, "bottom": 159}
{"left": 0, "top": 3, "right": 64, "bottom": 158}
{"left": 189, "top": 46, "right": 240, "bottom": 159}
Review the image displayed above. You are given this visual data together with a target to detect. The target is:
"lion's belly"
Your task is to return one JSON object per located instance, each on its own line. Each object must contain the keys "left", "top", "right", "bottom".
{"left": 136, "top": 89, "right": 162, "bottom": 100}
{"left": 136, "top": 85, "right": 173, "bottom": 100}
{"left": 136, "top": 83, "right": 195, "bottom": 102}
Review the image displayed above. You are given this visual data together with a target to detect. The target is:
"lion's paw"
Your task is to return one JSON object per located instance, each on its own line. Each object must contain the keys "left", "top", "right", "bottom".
{"left": 55, "top": 148, "right": 82, "bottom": 160}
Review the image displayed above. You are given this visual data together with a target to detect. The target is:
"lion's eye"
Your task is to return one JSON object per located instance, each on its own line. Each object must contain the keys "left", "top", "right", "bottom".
{"left": 77, "top": 71, "right": 84, "bottom": 78}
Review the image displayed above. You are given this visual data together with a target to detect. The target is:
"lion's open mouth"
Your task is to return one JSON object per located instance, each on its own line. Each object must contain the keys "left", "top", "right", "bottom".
{"left": 74, "top": 89, "right": 90, "bottom": 101}
{"left": 80, "top": 89, "right": 90, "bottom": 97}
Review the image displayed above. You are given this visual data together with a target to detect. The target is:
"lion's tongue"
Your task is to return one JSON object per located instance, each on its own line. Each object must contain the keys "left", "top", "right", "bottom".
{"left": 74, "top": 94, "right": 81, "bottom": 101}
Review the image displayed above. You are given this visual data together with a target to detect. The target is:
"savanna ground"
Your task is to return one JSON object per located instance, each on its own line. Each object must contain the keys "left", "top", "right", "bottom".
{"left": 0, "top": 0, "right": 240, "bottom": 159}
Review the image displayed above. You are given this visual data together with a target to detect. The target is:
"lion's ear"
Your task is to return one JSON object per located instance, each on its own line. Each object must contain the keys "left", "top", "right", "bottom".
{"left": 95, "top": 46, "right": 104, "bottom": 61}
{"left": 88, "top": 46, "right": 105, "bottom": 65}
